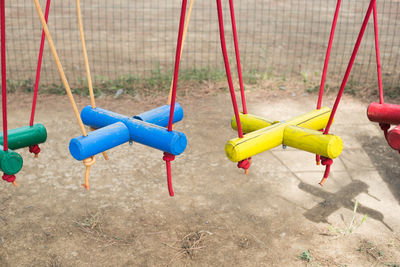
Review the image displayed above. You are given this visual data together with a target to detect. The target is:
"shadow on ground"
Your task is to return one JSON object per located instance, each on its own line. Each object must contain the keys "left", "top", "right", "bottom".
{"left": 361, "top": 134, "right": 400, "bottom": 205}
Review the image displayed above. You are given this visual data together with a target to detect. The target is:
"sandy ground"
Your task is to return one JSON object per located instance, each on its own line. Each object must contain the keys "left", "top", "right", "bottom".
{"left": 0, "top": 89, "right": 399, "bottom": 266}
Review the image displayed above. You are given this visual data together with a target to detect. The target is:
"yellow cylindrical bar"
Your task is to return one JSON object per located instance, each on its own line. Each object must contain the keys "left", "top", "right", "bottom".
{"left": 231, "top": 113, "right": 275, "bottom": 134}
{"left": 225, "top": 107, "right": 333, "bottom": 162}
{"left": 231, "top": 107, "right": 332, "bottom": 134}
{"left": 283, "top": 126, "right": 343, "bottom": 159}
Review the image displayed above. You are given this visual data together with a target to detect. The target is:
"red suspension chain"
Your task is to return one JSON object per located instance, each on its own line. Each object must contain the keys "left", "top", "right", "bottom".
{"left": 372, "top": 1, "right": 384, "bottom": 105}
{"left": 216, "top": 0, "right": 243, "bottom": 138}
{"left": 228, "top": 0, "right": 247, "bottom": 114}
{"left": 1, "top": 0, "right": 7, "bottom": 151}
{"left": 164, "top": 0, "right": 188, "bottom": 197}
{"left": 317, "top": 0, "right": 341, "bottom": 110}
{"left": 324, "top": 0, "right": 376, "bottom": 135}
{"left": 30, "top": 0, "right": 51, "bottom": 126}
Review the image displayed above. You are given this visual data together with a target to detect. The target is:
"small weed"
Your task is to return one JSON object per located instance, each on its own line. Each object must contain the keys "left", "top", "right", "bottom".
{"left": 7, "top": 79, "right": 34, "bottom": 93}
{"left": 74, "top": 212, "right": 134, "bottom": 246}
{"left": 243, "top": 69, "right": 260, "bottom": 85}
{"left": 328, "top": 200, "right": 368, "bottom": 235}
{"left": 358, "top": 240, "right": 385, "bottom": 261}
{"left": 299, "top": 250, "right": 313, "bottom": 262}
{"left": 301, "top": 71, "right": 309, "bottom": 83}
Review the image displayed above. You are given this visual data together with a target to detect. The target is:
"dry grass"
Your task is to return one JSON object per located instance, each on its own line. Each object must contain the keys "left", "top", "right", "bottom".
{"left": 74, "top": 211, "right": 135, "bottom": 247}
{"left": 163, "top": 230, "right": 212, "bottom": 266}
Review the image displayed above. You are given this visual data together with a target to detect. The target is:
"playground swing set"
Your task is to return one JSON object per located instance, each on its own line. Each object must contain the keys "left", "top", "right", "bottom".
{"left": 0, "top": 0, "right": 49, "bottom": 186}
{"left": 216, "top": 0, "right": 398, "bottom": 186}
{"left": 0, "top": 0, "right": 398, "bottom": 194}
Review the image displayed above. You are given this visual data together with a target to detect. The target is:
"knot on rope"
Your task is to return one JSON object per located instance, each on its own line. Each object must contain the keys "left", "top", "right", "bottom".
{"left": 237, "top": 158, "right": 252, "bottom": 174}
{"left": 2, "top": 173, "right": 16, "bottom": 183}
{"left": 29, "top": 145, "right": 41, "bottom": 157}
{"left": 163, "top": 152, "right": 175, "bottom": 162}
{"left": 163, "top": 152, "right": 175, "bottom": 197}
{"left": 82, "top": 156, "right": 96, "bottom": 190}
{"left": 2, "top": 173, "right": 17, "bottom": 186}
{"left": 83, "top": 156, "right": 96, "bottom": 167}
{"left": 237, "top": 158, "right": 251, "bottom": 170}
{"left": 379, "top": 123, "right": 391, "bottom": 138}
{"left": 319, "top": 157, "right": 333, "bottom": 187}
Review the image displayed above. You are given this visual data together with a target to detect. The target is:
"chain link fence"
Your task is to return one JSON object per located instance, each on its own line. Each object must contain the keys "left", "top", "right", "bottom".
{"left": 4, "top": 0, "right": 400, "bottom": 90}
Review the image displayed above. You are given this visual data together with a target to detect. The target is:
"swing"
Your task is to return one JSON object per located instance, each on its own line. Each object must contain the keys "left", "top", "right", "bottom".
{"left": 217, "top": 0, "right": 377, "bottom": 185}
{"left": 0, "top": 0, "right": 50, "bottom": 185}
{"left": 366, "top": 1, "right": 400, "bottom": 151}
{"left": 33, "top": 0, "right": 193, "bottom": 196}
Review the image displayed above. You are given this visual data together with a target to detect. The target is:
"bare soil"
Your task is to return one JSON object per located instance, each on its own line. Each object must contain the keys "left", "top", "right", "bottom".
{"left": 0, "top": 86, "right": 399, "bottom": 266}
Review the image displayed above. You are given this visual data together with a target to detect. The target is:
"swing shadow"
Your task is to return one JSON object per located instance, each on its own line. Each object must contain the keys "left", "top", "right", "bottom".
{"left": 360, "top": 133, "right": 400, "bottom": 206}
{"left": 297, "top": 180, "right": 392, "bottom": 231}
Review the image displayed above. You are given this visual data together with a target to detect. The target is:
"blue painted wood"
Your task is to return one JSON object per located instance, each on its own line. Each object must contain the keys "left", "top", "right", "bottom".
{"left": 133, "top": 103, "right": 183, "bottom": 127}
{"left": 69, "top": 122, "right": 130, "bottom": 161}
{"left": 73, "top": 106, "right": 187, "bottom": 159}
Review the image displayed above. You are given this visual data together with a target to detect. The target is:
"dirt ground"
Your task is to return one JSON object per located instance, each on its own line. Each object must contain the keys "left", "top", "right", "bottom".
{"left": 0, "top": 87, "right": 399, "bottom": 266}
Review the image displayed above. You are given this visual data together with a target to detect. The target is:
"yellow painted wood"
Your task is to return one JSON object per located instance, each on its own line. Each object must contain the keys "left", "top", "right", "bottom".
{"left": 225, "top": 107, "right": 333, "bottom": 162}
{"left": 231, "top": 113, "right": 275, "bottom": 134}
{"left": 283, "top": 126, "right": 342, "bottom": 159}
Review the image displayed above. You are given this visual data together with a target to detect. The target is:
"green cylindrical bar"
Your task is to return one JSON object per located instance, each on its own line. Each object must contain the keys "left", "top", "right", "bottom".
{"left": 0, "top": 124, "right": 47, "bottom": 150}
{"left": 0, "top": 146, "right": 23, "bottom": 175}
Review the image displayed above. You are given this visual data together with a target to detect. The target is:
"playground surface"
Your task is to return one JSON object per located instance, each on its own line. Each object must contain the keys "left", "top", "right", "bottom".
{"left": 0, "top": 89, "right": 399, "bottom": 266}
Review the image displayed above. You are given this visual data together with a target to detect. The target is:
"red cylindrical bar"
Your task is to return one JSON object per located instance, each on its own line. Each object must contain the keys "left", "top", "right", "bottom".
{"left": 387, "top": 125, "right": 400, "bottom": 150}
{"left": 367, "top": 102, "right": 400, "bottom": 125}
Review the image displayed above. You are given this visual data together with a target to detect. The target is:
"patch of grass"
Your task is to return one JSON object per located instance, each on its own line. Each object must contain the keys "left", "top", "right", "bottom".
{"left": 299, "top": 250, "right": 313, "bottom": 262}
{"left": 163, "top": 230, "right": 212, "bottom": 265}
{"left": 328, "top": 200, "right": 368, "bottom": 235}
{"left": 6, "top": 79, "right": 34, "bottom": 93}
{"left": 74, "top": 211, "right": 134, "bottom": 246}
{"left": 358, "top": 240, "right": 385, "bottom": 262}
{"left": 5, "top": 67, "right": 228, "bottom": 97}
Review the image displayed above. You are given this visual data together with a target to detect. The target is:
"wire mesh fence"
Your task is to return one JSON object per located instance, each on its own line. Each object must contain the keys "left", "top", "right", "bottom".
{"left": 4, "top": 0, "right": 400, "bottom": 91}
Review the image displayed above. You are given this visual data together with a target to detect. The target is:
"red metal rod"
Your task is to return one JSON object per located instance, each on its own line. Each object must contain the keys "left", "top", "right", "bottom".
{"left": 216, "top": 0, "right": 243, "bottom": 138}
{"left": 317, "top": 0, "right": 341, "bottom": 110}
{"left": 30, "top": 0, "right": 51, "bottom": 126}
{"left": 1, "top": 0, "right": 7, "bottom": 151}
{"left": 167, "top": 0, "right": 187, "bottom": 132}
{"left": 229, "top": 0, "right": 247, "bottom": 114}
{"left": 324, "top": 0, "right": 376, "bottom": 135}
{"left": 372, "top": 1, "right": 384, "bottom": 104}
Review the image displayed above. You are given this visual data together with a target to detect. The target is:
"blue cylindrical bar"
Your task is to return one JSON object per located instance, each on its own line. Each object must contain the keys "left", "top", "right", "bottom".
{"left": 133, "top": 103, "right": 184, "bottom": 127}
{"left": 80, "top": 106, "right": 187, "bottom": 156}
{"left": 69, "top": 122, "right": 131, "bottom": 161}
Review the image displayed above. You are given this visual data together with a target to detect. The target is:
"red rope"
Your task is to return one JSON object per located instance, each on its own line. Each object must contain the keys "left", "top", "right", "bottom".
{"left": 167, "top": 0, "right": 187, "bottom": 132}
{"left": 30, "top": 0, "right": 51, "bottom": 126}
{"left": 1, "top": 0, "right": 7, "bottom": 151}
{"left": 317, "top": 0, "right": 341, "bottom": 110}
{"left": 372, "top": 2, "right": 384, "bottom": 104}
{"left": 216, "top": 0, "right": 243, "bottom": 138}
{"left": 164, "top": 0, "right": 187, "bottom": 197}
{"left": 163, "top": 152, "right": 175, "bottom": 196}
{"left": 228, "top": 0, "right": 247, "bottom": 114}
{"left": 324, "top": 0, "right": 376, "bottom": 135}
